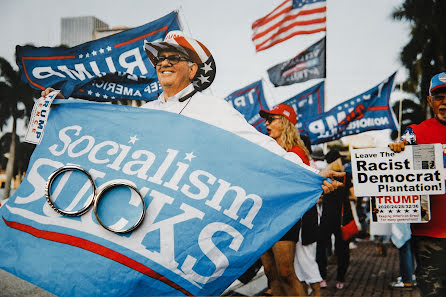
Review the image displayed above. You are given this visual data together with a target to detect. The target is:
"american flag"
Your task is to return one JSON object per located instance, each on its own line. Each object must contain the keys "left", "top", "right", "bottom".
{"left": 252, "top": 0, "right": 326, "bottom": 52}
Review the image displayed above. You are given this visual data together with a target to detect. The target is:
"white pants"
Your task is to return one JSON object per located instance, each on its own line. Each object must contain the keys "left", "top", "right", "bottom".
{"left": 294, "top": 230, "right": 322, "bottom": 284}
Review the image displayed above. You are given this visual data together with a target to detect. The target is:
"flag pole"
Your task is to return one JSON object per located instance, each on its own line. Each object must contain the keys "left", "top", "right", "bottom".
{"left": 397, "top": 82, "right": 403, "bottom": 139}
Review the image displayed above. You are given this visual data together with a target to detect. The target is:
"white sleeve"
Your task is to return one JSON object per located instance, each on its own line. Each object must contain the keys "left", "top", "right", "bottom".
{"left": 195, "top": 97, "right": 319, "bottom": 174}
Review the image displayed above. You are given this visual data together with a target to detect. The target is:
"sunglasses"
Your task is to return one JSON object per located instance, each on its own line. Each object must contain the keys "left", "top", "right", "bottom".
{"left": 430, "top": 95, "right": 446, "bottom": 102}
{"left": 265, "top": 115, "right": 281, "bottom": 123}
{"left": 155, "top": 54, "right": 191, "bottom": 66}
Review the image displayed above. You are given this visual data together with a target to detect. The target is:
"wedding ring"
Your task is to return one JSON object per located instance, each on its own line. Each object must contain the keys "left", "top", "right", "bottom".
{"left": 45, "top": 165, "right": 96, "bottom": 216}
{"left": 93, "top": 181, "right": 146, "bottom": 234}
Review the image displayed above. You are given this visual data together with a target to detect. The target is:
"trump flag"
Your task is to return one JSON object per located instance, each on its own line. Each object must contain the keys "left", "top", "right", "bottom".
{"left": 280, "top": 81, "right": 325, "bottom": 131}
{"left": 0, "top": 100, "right": 324, "bottom": 296}
{"left": 225, "top": 80, "right": 269, "bottom": 134}
{"left": 16, "top": 11, "right": 180, "bottom": 101}
{"left": 303, "top": 72, "right": 398, "bottom": 144}
{"left": 267, "top": 37, "right": 325, "bottom": 86}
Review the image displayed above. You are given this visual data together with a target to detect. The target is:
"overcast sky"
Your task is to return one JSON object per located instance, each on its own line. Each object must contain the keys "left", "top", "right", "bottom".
{"left": 1, "top": 0, "right": 410, "bottom": 143}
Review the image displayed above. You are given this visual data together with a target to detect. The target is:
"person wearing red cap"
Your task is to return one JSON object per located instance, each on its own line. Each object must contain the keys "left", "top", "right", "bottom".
{"left": 389, "top": 72, "right": 446, "bottom": 297}
{"left": 259, "top": 104, "right": 321, "bottom": 296}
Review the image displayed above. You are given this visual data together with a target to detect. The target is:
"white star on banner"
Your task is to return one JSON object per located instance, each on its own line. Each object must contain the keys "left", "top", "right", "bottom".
{"left": 103, "top": 94, "right": 108, "bottom": 99}
{"left": 198, "top": 75, "right": 210, "bottom": 84}
{"left": 95, "top": 92, "right": 100, "bottom": 97}
{"left": 92, "top": 50, "right": 97, "bottom": 56}
{"left": 87, "top": 90, "right": 93, "bottom": 95}
{"left": 107, "top": 46, "right": 112, "bottom": 51}
{"left": 85, "top": 53, "right": 90, "bottom": 58}
{"left": 99, "top": 48, "right": 105, "bottom": 54}
{"left": 79, "top": 54, "right": 83, "bottom": 59}
{"left": 128, "top": 135, "right": 139, "bottom": 144}
{"left": 184, "top": 152, "right": 196, "bottom": 162}
{"left": 201, "top": 62, "right": 213, "bottom": 73}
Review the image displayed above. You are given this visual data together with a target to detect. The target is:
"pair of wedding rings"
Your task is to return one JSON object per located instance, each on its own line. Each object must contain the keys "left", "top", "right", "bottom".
{"left": 45, "top": 165, "right": 145, "bottom": 234}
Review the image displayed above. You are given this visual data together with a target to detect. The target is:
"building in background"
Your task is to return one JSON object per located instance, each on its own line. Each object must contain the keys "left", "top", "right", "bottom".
{"left": 61, "top": 16, "right": 109, "bottom": 47}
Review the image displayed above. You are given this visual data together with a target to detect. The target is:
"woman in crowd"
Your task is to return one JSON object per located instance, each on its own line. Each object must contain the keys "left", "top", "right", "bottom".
{"left": 259, "top": 104, "right": 320, "bottom": 296}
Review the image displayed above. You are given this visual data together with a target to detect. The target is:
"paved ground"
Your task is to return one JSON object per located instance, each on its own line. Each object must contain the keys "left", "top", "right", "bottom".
{"left": 1, "top": 240, "right": 420, "bottom": 297}
{"left": 225, "top": 240, "right": 421, "bottom": 297}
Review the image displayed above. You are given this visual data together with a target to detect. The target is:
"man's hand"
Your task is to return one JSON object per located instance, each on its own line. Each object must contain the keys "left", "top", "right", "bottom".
{"left": 388, "top": 138, "right": 407, "bottom": 153}
{"left": 41, "top": 88, "right": 65, "bottom": 99}
{"left": 319, "top": 170, "right": 345, "bottom": 194}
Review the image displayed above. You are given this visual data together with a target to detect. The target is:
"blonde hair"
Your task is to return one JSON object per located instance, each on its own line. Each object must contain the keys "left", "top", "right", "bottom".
{"left": 278, "top": 116, "right": 310, "bottom": 159}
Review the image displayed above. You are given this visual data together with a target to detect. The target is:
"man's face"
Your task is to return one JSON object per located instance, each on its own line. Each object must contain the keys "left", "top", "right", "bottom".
{"left": 155, "top": 50, "right": 197, "bottom": 93}
{"left": 428, "top": 91, "right": 446, "bottom": 123}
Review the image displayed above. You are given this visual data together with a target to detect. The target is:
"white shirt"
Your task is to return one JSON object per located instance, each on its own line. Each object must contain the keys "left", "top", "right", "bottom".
{"left": 141, "top": 84, "right": 318, "bottom": 173}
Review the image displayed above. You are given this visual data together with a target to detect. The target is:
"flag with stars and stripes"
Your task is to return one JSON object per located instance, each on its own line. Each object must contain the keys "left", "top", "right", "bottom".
{"left": 252, "top": 0, "right": 326, "bottom": 52}
{"left": 0, "top": 100, "right": 324, "bottom": 296}
{"left": 15, "top": 11, "right": 180, "bottom": 101}
{"left": 302, "top": 72, "right": 398, "bottom": 144}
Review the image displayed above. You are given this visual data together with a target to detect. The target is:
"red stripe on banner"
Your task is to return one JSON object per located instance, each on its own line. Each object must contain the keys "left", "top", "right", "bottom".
{"left": 256, "top": 27, "right": 326, "bottom": 52}
{"left": 114, "top": 26, "right": 168, "bottom": 48}
{"left": 367, "top": 106, "right": 389, "bottom": 111}
{"left": 2, "top": 218, "right": 193, "bottom": 297}
{"left": 21, "top": 56, "right": 76, "bottom": 90}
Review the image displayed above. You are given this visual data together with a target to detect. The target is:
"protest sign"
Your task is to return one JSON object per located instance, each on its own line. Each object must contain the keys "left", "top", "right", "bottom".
{"left": 24, "top": 90, "right": 60, "bottom": 144}
{"left": 370, "top": 195, "right": 430, "bottom": 223}
{"left": 351, "top": 144, "right": 445, "bottom": 196}
{"left": 0, "top": 100, "right": 323, "bottom": 296}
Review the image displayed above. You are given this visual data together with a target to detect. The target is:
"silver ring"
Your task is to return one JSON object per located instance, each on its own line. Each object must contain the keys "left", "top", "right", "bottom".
{"left": 46, "top": 165, "right": 96, "bottom": 216}
{"left": 94, "top": 181, "right": 146, "bottom": 233}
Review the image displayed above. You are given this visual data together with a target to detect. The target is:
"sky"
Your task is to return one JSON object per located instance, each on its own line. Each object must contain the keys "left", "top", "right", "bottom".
{"left": 0, "top": 0, "right": 411, "bottom": 144}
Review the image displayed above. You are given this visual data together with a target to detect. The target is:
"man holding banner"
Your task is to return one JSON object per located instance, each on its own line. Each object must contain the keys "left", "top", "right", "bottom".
{"left": 388, "top": 72, "right": 446, "bottom": 297}
{"left": 43, "top": 31, "right": 344, "bottom": 194}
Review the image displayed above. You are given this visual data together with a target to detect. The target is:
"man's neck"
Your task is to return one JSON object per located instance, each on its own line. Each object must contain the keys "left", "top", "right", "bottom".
{"left": 161, "top": 84, "right": 194, "bottom": 102}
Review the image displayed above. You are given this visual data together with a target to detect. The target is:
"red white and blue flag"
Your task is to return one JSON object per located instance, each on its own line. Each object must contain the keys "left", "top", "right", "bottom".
{"left": 252, "top": 0, "right": 327, "bottom": 52}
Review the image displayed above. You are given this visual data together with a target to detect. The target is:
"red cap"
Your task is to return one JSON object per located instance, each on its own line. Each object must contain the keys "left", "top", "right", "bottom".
{"left": 259, "top": 104, "right": 297, "bottom": 125}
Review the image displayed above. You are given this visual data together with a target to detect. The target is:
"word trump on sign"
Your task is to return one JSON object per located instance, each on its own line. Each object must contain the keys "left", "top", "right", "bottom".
{"left": 351, "top": 144, "right": 446, "bottom": 196}
{"left": 370, "top": 195, "right": 430, "bottom": 223}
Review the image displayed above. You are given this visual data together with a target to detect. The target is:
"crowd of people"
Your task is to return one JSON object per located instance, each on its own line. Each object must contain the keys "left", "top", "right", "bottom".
{"left": 40, "top": 31, "right": 445, "bottom": 297}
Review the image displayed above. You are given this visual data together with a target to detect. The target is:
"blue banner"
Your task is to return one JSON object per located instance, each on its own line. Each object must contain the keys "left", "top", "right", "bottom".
{"left": 16, "top": 12, "right": 180, "bottom": 101}
{"left": 225, "top": 80, "right": 269, "bottom": 134}
{"left": 281, "top": 81, "right": 325, "bottom": 131}
{"left": 0, "top": 100, "right": 324, "bottom": 296}
{"left": 303, "top": 72, "right": 397, "bottom": 144}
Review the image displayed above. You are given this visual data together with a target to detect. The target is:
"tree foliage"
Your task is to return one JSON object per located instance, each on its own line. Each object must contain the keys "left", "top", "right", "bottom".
{"left": 392, "top": 0, "right": 446, "bottom": 118}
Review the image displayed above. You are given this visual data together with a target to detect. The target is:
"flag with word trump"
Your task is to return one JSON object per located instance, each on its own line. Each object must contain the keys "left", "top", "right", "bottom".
{"left": 15, "top": 11, "right": 180, "bottom": 101}
{"left": 303, "top": 72, "right": 398, "bottom": 144}
{"left": 268, "top": 37, "right": 326, "bottom": 87}
{"left": 280, "top": 81, "right": 325, "bottom": 131}
{"left": 252, "top": 0, "right": 327, "bottom": 52}
{"left": 0, "top": 100, "right": 324, "bottom": 296}
{"left": 225, "top": 80, "right": 269, "bottom": 134}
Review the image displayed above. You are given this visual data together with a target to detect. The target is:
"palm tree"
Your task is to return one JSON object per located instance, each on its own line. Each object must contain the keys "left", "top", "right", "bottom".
{"left": 0, "top": 57, "right": 38, "bottom": 199}
{"left": 392, "top": 0, "right": 446, "bottom": 118}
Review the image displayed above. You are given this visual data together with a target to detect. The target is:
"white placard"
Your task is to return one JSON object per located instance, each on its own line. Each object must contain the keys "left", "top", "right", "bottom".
{"left": 24, "top": 90, "right": 59, "bottom": 144}
{"left": 370, "top": 195, "right": 430, "bottom": 223}
{"left": 351, "top": 144, "right": 445, "bottom": 196}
